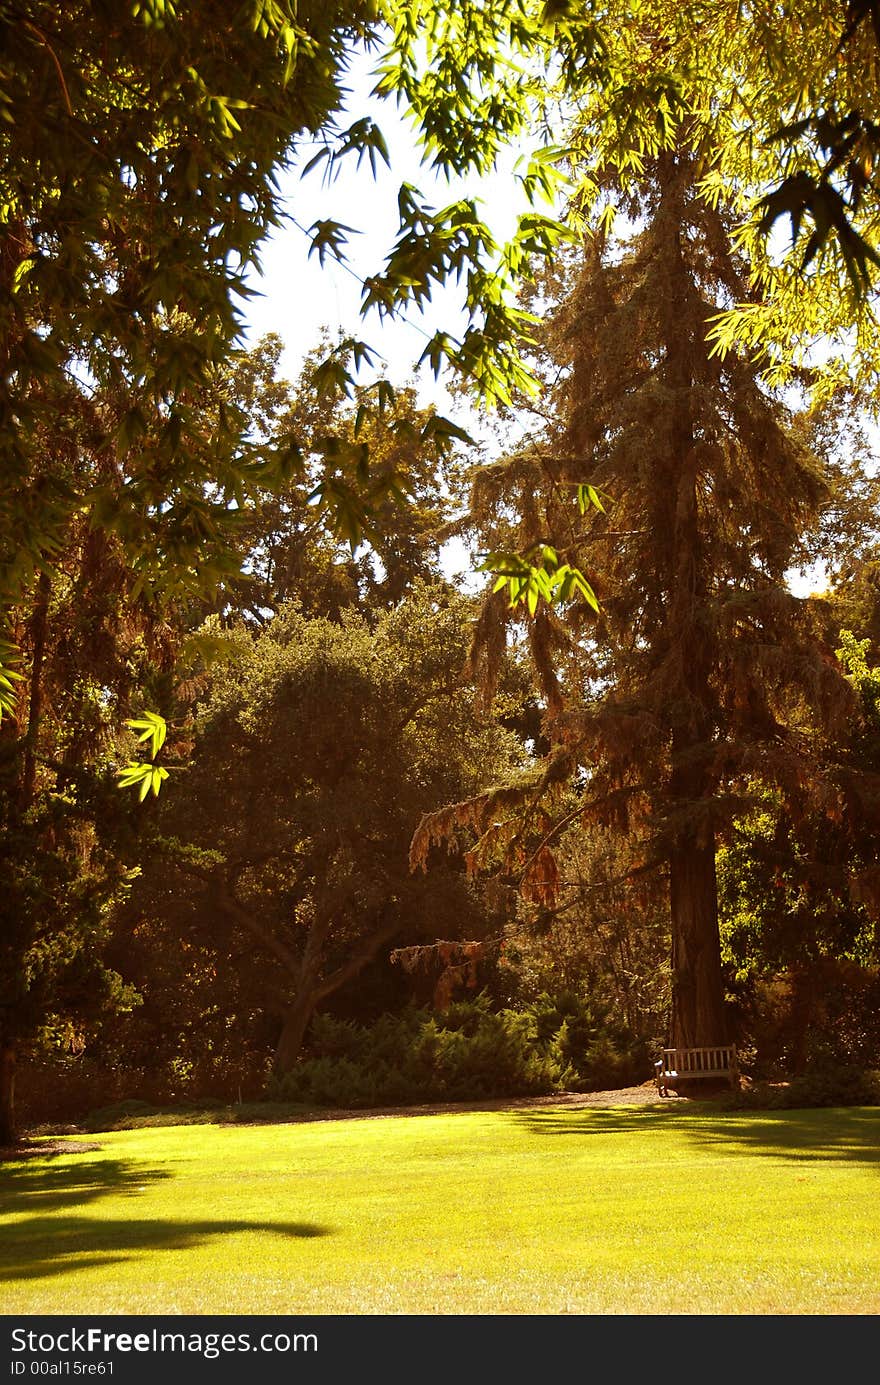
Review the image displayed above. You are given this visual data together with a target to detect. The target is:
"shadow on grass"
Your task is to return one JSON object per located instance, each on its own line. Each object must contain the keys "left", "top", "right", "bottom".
{"left": 513, "top": 1102, "right": 880, "bottom": 1166}
{"left": 0, "top": 1153, "right": 332, "bottom": 1283}
{"left": 0, "top": 1156, "right": 172, "bottom": 1216}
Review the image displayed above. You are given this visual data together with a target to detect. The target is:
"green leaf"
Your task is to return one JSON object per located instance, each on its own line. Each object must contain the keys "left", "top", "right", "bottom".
{"left": 312, "top": 354, "right": 355, "bottom": 399}
{"left": 480, "top": 549, "right": 600, "bottom": 614}
{"left": 301, "top": 146, "right": 331, "bottom": 178}
{"left": 117, "top": 762, "right": 154, "bottom": 798}
{"left": 124, "top": 710, "right": 168, "bottom": 759}
{"left": 150, "top": 765, "right": 170, "bottom": 797}
{"left": 117, "top": 760, "right": 171, "bottom": 801}
{"left": 420, "top": 414, "right": 475, "bottom": 448}
{"left": 418, "top": 332, "right": 457, "bottom": 379}
{"left": 306, "top": 219, "right": 358, "bottom": 267}
{"left": 375, "top": 379, "right": 396, "bottom": 415}
{"left": 576, "top": 483, "right": 607, "bottom": 515}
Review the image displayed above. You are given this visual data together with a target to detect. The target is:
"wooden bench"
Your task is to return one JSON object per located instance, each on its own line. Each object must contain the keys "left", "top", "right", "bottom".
{"left": 655, "top": 1045, "right": 739, "bottom": 1096}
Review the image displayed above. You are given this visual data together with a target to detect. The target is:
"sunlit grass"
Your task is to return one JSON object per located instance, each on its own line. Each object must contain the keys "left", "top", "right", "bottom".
{"left": 3, "top": 1102, "right": 880, "bottom": 1314}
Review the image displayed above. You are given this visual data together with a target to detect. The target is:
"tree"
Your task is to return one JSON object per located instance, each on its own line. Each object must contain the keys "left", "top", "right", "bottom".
{"left": 717, "top": 626, "right": 880, "bottom": 1075}
{"left": 425, "top": 150, "right": 862, "bottom": 1059}
{"left": 495, "top": 823, "right": 670, "bottom": 1045}
{"left": 1, "top": 0, "right": 351, "bottom": 607}
{"left": 0, "top": 513, "right": 149, "bottom": 1145}
{"left": 0, "top": 320, "right": 483, "bottom": 1138}
{"left": 7, "top": 2, "right": 880, "bottom": 641}
{"left": 731, "top": 1, "right": 880, "bottom": 304}
{"left": 403, "top": 2, "right": 880, "bottom": 617}
{"left": 5, "top": 0, "right": 880, "bottom": 1127}
{"left": 124, "top": 583, "right": 523, "bottom": 1077}
{"left": 8, "top": 2, "right": 880, "bottom": 696}
{"left": 0, "top": 0, "right": 585, "bottom": 644}
{"left": 212, "top": 333, "right": 470, "bottom": 625}
{"left": 550, "top": 2, "right": 880, "bottom": 395}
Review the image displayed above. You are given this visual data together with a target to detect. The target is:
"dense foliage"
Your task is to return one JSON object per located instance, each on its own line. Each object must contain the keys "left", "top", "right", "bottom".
{"left": 269, "top": 991, "right": 648, "bottom": 1107}
{"left": 7, "top": 2, "right": 880, "bottom": 1138}
{"left": 118, "top": 583, "right": 525, "bottom": 1080}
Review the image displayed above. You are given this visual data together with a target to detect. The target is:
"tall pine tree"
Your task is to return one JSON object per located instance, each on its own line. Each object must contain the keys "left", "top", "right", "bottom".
{"left": 430, "top": 151, "right": 860, "bottom": 1057}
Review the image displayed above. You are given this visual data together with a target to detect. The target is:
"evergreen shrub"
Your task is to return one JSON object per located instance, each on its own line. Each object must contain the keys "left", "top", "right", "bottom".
{"left": 735, "top": 1063, "right": 880, "bottom": 1110}
{"left": 268, "top": 992, "right": 649, "bottom": 1107}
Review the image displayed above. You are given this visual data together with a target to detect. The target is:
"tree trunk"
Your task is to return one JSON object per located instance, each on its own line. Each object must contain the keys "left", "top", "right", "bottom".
{"left": 787, "top": 964, "right": 818, "bottom": 1074}
{"left": 658, "top": 160, "right": 729, "bottom": 1055}
{"left": 272, "top": 996, "right": 316, "bottom": 1077}
{"left": 0, "top": 1043, "right": 17, "bottom": 1147}
{"left": 669, "top": 834, "right": 727, "bottom": 1047}
{"left": 268, "top": 912, "right": 402, "bottom": 1078}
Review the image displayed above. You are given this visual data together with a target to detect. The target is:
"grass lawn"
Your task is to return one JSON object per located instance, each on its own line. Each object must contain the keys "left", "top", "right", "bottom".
{"left": 2, "top": 1099, "right": 880, "bottom": 1314}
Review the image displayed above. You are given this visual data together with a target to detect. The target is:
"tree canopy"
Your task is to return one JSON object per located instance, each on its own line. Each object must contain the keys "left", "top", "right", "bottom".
{"left": 6, "top": 0, "right": 880, "bottom": 1137}
{"left": 0, "top": 0, "right": 584, "bottom": 632}
{"left": 4, "top": 0, "right": 880, "bottom": 650}
{"left": 125, "top": 582, "right": 524, "bottom": 1076}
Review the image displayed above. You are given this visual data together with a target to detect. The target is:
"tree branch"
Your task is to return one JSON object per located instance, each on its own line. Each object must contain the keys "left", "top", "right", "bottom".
{"left": 313, "top": 915, "right": 401, "bottom": 1003}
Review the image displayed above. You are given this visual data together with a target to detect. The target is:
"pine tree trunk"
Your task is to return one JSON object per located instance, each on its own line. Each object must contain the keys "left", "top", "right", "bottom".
{"left": 0, "top": 1043, "right": 17, "bottom": 1147}
{"left": 659, "top": 161, "right": 729, "bottom": 1055}
{"left": 669, "top": 835, "right": 727, "bottom": 1047}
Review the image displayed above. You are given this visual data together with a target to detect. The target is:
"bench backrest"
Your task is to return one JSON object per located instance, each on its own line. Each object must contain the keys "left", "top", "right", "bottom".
{"left": 661, "top": 1045, "right": 736, "bottom": 1074}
